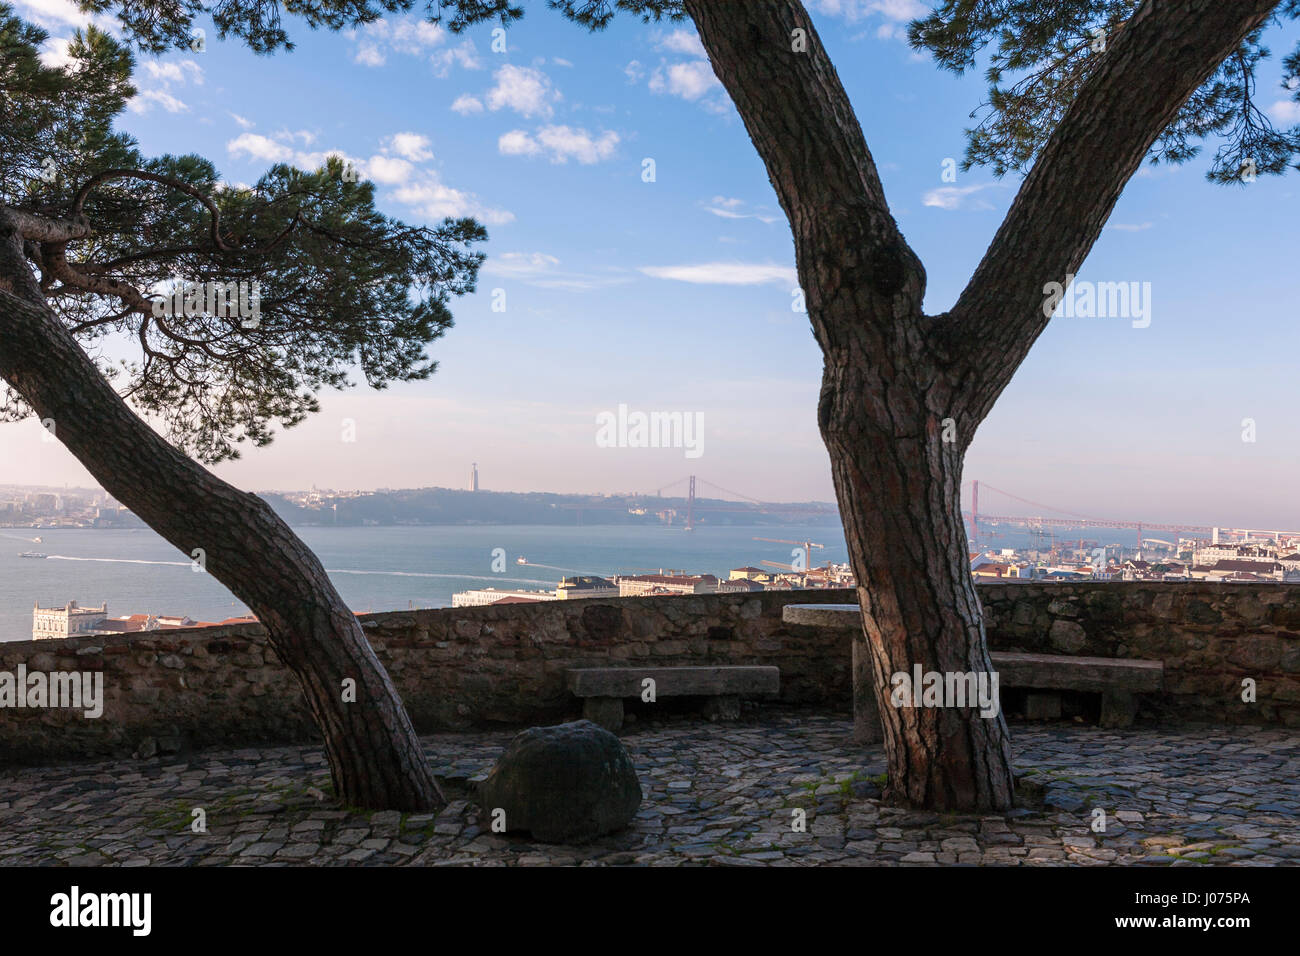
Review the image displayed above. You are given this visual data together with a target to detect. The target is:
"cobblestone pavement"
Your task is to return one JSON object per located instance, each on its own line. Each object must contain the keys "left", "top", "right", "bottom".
{"left": 2, "top": 713, "right": 1297, "bottom": 866}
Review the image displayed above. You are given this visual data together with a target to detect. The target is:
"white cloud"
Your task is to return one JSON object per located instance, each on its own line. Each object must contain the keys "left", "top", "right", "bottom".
{"left": 276, "top": 128, "right": 317, "bottom": 145}
{"left": 486, "top": 64, "right": 559, "bottom": 119}
{"left": 921, "top": 183, "right": 1004, "bottom": 211}
{"left": 128, "top": 56, "right": 204, "bottom": 113}
{"left": 624, "top": 60, "right": 645, "bottom": 84}
{"left": 809, "top": 0, "right": 925, "bottom": 22}
{"left": 226, "top": 128, "right": 512, "bottom": 226}
{"left": 451, "top": 93, "right": 484, "bottom": 115}
{"left": 1110, "top": 222, "right": 1153, "bottom": 232}
{"left": 499, "top": 126, "right": 619, "bottom": 164}
{"left": 392, "top": 176, "right": 514, "bottom": 225}
{"left": 486, "top": 252, "right": 561, "bottom": 276}
{"left": 355, "top": 44, "right": 386, "bottom": 67}
{"left": 226, "top": 132, "right": 296, "bottom": 163}
{"left": 38, "top": 36, "right": 74, "bottom": 69}
{"left": 347, "top": 17, "right": 481, "bottom": 76}
{"left": 649, "top": 60, "right": 719, "bottom": 101}
{"left": 366, "top": 155, "right": 415, "bottom": 185}
{"left": 552, "top": 57, "right": 574, "bottom": 68}
{"left": 229, "top": 112, "right": 255, "bottom": 129}
{"left": 13, "top": 0, "right": 90, "bottom": 28}
{"left": 498, "top": 130, "right": 539, "bottom": 157}
{"left": 809, "top": 0, "right": 924, "bottom": 43}
{"left": 639, "top": 262, "right": 798, "bottom": 286}
{"left": 655, "top": 28, "right": 707, "bottom": 58}
{"left": 431, "top": 40, "right": 481, "bottom": 77}
{"left": 143, "top": 59, "right": 203, "bottom": 85}
{"left": 387, "top": 132, "right": 433, "bottom": 161}
{"left": 482, "top": 252, "right": 630, "bottom": 291}
{"left": 128, "top": 89, "right": 190, "bottom": 114}
{"left": 1266, "top": 99, "right": 1300, "bottom": 124}
{"left": 702, "top": 197, "right": 780, "bottom": 224}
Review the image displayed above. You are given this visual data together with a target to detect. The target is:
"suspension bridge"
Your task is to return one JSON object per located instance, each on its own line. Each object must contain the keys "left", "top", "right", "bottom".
{"left": 559, "top": 474, "right": 1293, "bottom": 546}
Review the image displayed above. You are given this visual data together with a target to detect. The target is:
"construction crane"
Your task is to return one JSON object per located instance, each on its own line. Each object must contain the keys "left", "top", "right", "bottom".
{"left": 753, "top": 536, "right": 825, "bottom": 569}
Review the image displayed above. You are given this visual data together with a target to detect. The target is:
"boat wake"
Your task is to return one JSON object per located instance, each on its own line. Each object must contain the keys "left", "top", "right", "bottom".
{"left": 45, "top": 555, "right": 553, "bottom": 586}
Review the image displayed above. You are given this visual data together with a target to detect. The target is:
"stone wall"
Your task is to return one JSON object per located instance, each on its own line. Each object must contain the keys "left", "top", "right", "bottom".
{"left": 2, "top": 582, "right": 1297, "bottom": 765}
{"left": 0, "top": 589, "right": 857, "bottom": 764}
{"left": 979, "top": 581, "right": 1300, "bottom": 727}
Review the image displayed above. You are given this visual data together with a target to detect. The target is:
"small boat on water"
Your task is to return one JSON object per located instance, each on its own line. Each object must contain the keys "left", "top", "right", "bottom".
{"left": 517, "top": 557, "right": 528, "bottom": 565}
{"left": 19, "top": 552, "right": 47, "bottom": 559}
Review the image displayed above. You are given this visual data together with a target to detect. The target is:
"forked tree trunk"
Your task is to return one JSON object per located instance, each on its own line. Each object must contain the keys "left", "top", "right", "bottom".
{"left": 0, "top": 220, "right": 443, "bottom": 811}
{"left": 685, "top": 0, "right": 1278, "bottom": 812}
{"left": 818, "top": 344, "right": 1014, "bottom": 810}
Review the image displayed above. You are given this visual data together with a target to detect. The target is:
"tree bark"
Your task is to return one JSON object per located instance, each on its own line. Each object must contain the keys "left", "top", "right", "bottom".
{"left": 684, "top": 0, "right": 1280, "bottom": 810}
{"left": 0, "top": 213, "right": 443, "bottom": 812}
{"left": 684, "top": 0, "right": 1014, "bottom": 809}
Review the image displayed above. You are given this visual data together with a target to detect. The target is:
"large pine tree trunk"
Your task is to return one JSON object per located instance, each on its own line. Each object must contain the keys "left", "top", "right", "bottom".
{"left": 684, "top": 0, "right": 1275, "bottom": 812}
{"left": 818, "top": 345, "right": 1014, "bottom": 810}
{"left": 684, "top": 0, "right": 1017, "bottom": 810}
{"left": 0, "top": 218, "right": 443, "bottom": 812}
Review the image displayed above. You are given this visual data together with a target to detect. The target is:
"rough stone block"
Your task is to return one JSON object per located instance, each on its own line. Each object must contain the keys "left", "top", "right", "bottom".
{"left": 477, "top": 720, "right": 642, "bottom": 843}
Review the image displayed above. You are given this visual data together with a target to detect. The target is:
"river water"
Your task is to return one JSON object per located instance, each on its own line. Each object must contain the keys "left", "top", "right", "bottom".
{"left": 0, "top": 523, "right": 849, "bottom": 642}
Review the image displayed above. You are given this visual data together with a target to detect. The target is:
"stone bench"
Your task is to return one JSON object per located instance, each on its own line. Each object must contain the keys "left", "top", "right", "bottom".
{"left": 782, "top": 603, "right": 1163, "bottom": 735}
{"left": 566, "top": 666, "right": 780, "bottom": 731}
{"left": 991, "top": 651, "right": 1163, "bottom": 726}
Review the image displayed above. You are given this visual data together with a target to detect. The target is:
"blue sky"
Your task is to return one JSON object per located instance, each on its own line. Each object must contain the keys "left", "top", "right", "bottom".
{"left": 5, "top": 0, "right": 1300, "bottom": 529}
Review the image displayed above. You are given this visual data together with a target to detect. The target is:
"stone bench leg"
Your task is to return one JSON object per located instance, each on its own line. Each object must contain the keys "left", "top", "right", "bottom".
{"left": 1025, "top": 692, "right": 1062, "bottom": 720}
{"left": 701, "top": 695, "right": 741, "bottom": 721}
{"left": 583, "top": 697, "right": 624, "bottom": 731}
{"left": 852, "top": 640, "right": 883, "bottom": 744}
{"left": 1099, "top": 689, "right": 1137, "bottom": 728}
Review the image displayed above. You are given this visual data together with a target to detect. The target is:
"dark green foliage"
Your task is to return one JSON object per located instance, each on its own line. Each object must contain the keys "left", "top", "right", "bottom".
{"left": 1, "top": 4, "right": 484, "bottom": 462}
{"left": 79, "top": 0, "right": 682, "bottom": 53}
{"left": 909, "top": 0, "right": 1300, "bottom": 182}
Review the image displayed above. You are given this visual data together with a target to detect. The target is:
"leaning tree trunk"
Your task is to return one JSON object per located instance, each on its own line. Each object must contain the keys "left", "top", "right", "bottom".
{"left": 0, "top": 217, "right": 443, "bottom": 812}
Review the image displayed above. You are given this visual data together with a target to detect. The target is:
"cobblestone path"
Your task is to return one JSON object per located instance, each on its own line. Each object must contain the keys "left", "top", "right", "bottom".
{"left": 2, "top": 713, "right": 1296, "bottom": 866}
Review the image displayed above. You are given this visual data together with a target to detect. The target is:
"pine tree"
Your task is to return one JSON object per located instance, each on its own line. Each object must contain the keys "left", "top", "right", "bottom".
{"left": 0, "top": 6, "right": 487, "bottom": 810}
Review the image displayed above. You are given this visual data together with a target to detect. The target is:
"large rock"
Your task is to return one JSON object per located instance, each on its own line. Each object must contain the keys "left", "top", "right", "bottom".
{"left": 477, "top": 720, "right": 642, "bottom": 843}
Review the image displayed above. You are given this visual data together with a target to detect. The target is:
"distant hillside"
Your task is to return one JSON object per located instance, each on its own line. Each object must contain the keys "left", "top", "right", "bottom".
{"left": 261, "top": 487, "right": 840, "bottom": 528}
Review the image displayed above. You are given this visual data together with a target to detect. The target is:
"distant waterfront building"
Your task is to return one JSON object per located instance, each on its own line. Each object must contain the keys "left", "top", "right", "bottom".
{"left": 451, "top": 587, "right": 558, "bottom": 607}
{"left": 32, "top": 602, "right": 221, "bottom": 640}
{"left": 32, "top": 601, "right": 109, "bottom": 640}
{"left": 555, "top": 576, "right": 619, "bottom": 600}
{"left": 469, "top": 463, "right": 479, "bottom": 492}
{"left": 617, "top": 573, "right": 719, "bottom": 597}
